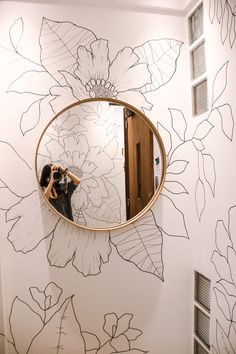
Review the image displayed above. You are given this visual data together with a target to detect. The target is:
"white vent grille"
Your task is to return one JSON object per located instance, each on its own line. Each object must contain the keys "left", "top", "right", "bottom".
{"left": 195, "top": 272, "right": 211, "bottom": 311}
{"left": 189, "top": 3, "right": 204, "bottom": 44}
{"left": 193, "top": 79, "right": 208, "bottom": 115}
{"left": 191, "top": 41, "right": 206, "bottom": 79}
{"left": 194, "top": 307, "right": 210, "bottom": 348}
{"left": 194, "top": 339, "right": 209, "bottom": 354}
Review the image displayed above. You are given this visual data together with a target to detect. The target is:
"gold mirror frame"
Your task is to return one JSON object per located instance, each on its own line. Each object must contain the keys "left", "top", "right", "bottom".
{"left": 35, "top": 98, "right": 166, "bottom": 231}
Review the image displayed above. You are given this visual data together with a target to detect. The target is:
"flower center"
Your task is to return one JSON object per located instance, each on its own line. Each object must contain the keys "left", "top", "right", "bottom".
{"left": 86, "top": 78, "right": 118, "bottom": 98}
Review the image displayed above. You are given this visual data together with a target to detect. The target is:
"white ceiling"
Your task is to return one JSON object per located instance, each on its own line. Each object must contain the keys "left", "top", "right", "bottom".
{"left": 4, "top": 0, "right": 199, "bottom": 15}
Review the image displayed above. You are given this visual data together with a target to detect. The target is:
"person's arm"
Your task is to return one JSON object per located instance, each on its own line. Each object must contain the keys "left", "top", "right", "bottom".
{"left": 64, "top": 167, "right": 81, "bottom": 186}
{"left": 43, "top": 170, "right": 56, "bottom": 200}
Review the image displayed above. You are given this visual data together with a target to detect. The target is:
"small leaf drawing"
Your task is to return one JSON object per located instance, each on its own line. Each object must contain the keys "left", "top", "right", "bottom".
{"left": 28, "top": 297, "right": 86, "bottom": 354}
{"left": 110, "top": 211, "right": 164, "bottom": 279}
{"left": 221, "top": 1, "right": 230, "bottom": 44}
{"left": 20, "top": 98, "right": 43, "bottom": 136}
{"left": 167, "top": 160, "right": 189, "bottom": 175}
{"left": 215, "top": 219, "right": 232, "bottom": 257}
{"left": 157, "top": 122, "right": 172, "bottom": 157}
{"left": 211, "top": 250, "right": 232, "bottom": 282}
{"left": 216, "top": 0, "right": 223, "bottom": 23}
{"left": 228, "top": 247, "right": 236, "bottom": 285}
{"left": 217, "top": 104, "right": 234, "bottom": 141}
{"left": 155, "top": 194, "right": 189, "bottom": 238}
{"left": 192, "top": 138, "right": 205, "bottom": 151}
{"left": 193, "top": 120, "right": 214, "bottom": 140}
{"left": 203, "top": 153, "right": 216, "bottom": 197}
{"left": 39, "top": 18, "right": 96, "bottom": 84}
{"left": 213, "top": 287, "right": 232, "bottom": 321}
{"left": 217, "top": 279, "right": 236, "bottom": 297}
{"left": 164, "top": 181, "right": 188, "bottom": 195}
{"left": 9, "top": 17, "right": 23, "bottom": 51}
{"left": 216, "top": 320, "right": 235, "bottom": 353}
{"left": 134, "top": 39, "right": 183, "bottom": 93}
{"left": 228, "top": 205, "right": 236, "bottom": 245}
{"left": 211, "top": 61, "right": 228, "bottom": 108}
{"left": 209, "top": 0, "right": 216, "bottom": 23}
{"left": 229, "top": 12, "right": 236, "bottom": 48}
{"left": 169, "top": 108, "right": 187, "bottom": 141}
{"left": 195, "top": 178, "right": 206, "bottom": 221}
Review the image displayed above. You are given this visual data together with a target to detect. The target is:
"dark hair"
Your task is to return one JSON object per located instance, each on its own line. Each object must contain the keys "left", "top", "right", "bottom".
{"left": 39, "top": 164, "right": 52, "bottom": 188}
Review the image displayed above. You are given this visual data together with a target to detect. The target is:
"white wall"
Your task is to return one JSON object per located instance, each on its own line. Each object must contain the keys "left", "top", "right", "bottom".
{"left": 0, "top": 0, "right": 235, "bottom": 353}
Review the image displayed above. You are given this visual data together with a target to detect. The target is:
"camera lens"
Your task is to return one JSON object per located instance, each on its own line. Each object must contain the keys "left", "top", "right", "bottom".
{"left": 53, "top": 171, "right": 62, "bottom": 179}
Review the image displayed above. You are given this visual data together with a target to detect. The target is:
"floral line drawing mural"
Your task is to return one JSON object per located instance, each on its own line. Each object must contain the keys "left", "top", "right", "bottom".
{"left": 0, "top": 282, "right": 147, "bottom": 354}
{"left": 4, "top": 17, "right": 183, "bottom": 135}
{"left": 211, "top": 205, "right": 236, "bottom": 353}
{"left": 209, "top": 0, "right": 236, "bottom": 48}
{"left": 0, "top": 16, "right": 186, "bottom": 281}
{"left": 158, "top": 61, "right": 234, "bottom": 221}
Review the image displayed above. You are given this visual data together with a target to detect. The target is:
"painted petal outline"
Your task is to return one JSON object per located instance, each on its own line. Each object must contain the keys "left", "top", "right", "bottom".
{"left": 7, "top": 191, "right": 59, "bottom": 254}
{"left": 75, "top": 39, "right": 110, "bottom": 85}
{"left": 109, "top": 48, "right": 151, "bottom": 91}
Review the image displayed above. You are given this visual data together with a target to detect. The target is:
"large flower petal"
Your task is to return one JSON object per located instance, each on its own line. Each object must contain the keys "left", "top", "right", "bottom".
{"left": 74, "top": 39, "right": 110, "bottom": 85}
{"left": 109, "top": 48, "right": 151, "bottom": 91}
{"left": 47, "top": 219, "right": 80, "bottom": 267}
{"left": 72, "top": 229, "right": 111, "bottom": 276}
{"left": 48, "top": 217, "right": 111, "bottom": 276}
{"left": 7, "top": 191, "right": 58, "bottom": 253}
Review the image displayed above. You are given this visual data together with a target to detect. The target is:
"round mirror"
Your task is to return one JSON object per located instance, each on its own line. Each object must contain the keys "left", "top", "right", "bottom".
{"left": 35, "top": 98, "right": 166, "bottom": 230}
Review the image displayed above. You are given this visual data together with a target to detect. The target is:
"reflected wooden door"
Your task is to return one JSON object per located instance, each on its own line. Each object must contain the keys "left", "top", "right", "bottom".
{"left": 124, "top": 109, "right": 154, "bottom": 219}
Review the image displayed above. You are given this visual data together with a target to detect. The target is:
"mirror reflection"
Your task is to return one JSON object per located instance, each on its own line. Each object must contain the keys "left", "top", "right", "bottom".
{"left": 36, "top": 99, "right": 166, "bottom": 230}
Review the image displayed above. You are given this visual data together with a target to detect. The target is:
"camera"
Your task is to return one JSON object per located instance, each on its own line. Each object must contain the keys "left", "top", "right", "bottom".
{"left": 53, "top": 171, "right": 62, "bottom": 180}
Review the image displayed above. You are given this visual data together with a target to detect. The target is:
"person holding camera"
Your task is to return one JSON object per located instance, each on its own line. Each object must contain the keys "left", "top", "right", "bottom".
{"left": 39, "top": 163, "right": 80, "bottom": 221}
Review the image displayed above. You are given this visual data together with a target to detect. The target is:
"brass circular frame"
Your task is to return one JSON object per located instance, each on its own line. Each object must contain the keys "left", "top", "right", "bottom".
{"left": 35, "top": 97, "right": 166, "bottom": 231}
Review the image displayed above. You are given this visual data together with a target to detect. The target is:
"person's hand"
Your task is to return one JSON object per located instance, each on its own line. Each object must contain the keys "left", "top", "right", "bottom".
{"left": 53, "top": 164, "right": 66, "bottom": 173}
{"left": 50, "top": 164, "right": 62, "bottom": 182}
